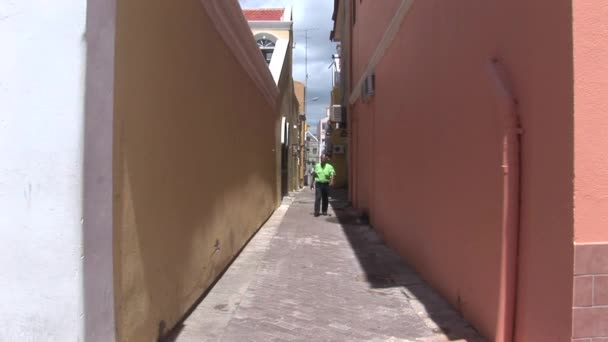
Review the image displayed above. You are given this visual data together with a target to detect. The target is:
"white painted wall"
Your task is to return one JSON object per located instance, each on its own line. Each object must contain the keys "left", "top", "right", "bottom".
{"left": 318, "top": 116, "right": 329, "bottom": 159}
{"left": 269, "top": 39, "right": 289, "bottom": 85}
{"left": 0, "top": 1, "right": 87, "bottom": 340}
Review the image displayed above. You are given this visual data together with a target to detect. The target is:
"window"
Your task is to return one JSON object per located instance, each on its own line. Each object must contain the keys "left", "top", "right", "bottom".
{"left": 261, "top": 50, "right": 273, "bottom": 63}
{"left": 313, "top": 148, "right": 318, "bottom": 154}
{"left": 255, "top": 34, "right": 277, "bottom": 64}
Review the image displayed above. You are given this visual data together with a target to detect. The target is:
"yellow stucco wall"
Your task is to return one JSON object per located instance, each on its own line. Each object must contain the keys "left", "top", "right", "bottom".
{"left": 330, "top": 129, "right": 348, "bottom": 188}
{"left": 289, "top": 97, "right": 300, "bottom": 191}
{"left": 277, "top": 81, "right": 300, "bottom": 194}
{"left": 294, "top": 81, "right": 305, "bottom": 114}
{"left": 294, "top": 81, "right": 306, "bottom": 187}
{"left": 271, "top": 28, "right": 301, "bottom": 195}
{"left": 113, "top": 1, "right": 279, "bottom": 341}
{"left": 331, "top": 87, "right": 341, "bottom": 106}
{"left": 329, "top": 84, "right": 347, "bottom": 188}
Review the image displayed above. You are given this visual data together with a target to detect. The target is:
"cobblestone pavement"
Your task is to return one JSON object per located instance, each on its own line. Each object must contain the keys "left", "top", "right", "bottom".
{"left": 171, "top": 189, "right": 484, "bottom": 342}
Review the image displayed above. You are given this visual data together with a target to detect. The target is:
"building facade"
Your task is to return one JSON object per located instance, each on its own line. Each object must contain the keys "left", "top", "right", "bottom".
{"left": 244, "top": 7, "right": 302, "bottom": 194}
{"left": 305, "top": 131, "right": 320, "bottom": 185}
{"left": 0, "top": 1, "right": 281, "bottom": 341}
{"left": 332, "top": 0, "right": 608, "bottom": 341}
{"left": 318, "top": 114, "right": 330, "bottom": 159}
{"left": 294, "top": 81, "right": 307, "bottom": 188}
{"left": 326, "top": 51, "right": 348, "bottom": 188}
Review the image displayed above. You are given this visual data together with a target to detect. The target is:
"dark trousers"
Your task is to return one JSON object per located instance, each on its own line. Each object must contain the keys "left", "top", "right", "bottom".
{"left": 314, "top": 182, "right": 330, "bottom": 214}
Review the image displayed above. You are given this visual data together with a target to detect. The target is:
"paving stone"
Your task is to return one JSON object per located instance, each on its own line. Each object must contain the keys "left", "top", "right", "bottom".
{"left": 172, "top": 190, "right": 484, "bottom": 342}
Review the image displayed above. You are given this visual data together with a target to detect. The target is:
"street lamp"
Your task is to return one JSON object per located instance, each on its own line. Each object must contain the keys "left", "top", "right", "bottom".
{"left": 303, "top": 97, "right": 318, "bottom": 121}
{"left": 304, "top": 97, "right": 319, "bottom": 103}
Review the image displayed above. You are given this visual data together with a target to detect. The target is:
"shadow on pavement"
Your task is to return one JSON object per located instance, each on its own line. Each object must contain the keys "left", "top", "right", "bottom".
{"left": 327, "top": 188, "right": 484, "bottom": 341}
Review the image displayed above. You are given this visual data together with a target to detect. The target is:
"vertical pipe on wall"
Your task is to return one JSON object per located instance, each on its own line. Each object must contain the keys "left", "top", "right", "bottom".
{"left": 487, "top": 59, "right": 522, "bottom": 342}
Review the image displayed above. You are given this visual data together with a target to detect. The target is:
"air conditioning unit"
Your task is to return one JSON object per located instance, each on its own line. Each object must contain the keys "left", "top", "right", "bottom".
{"left": 330, "top": 105, "right": 344, "bottom": 123}
{"left": 361, "top": 73, "right": 375, "bottom": 99}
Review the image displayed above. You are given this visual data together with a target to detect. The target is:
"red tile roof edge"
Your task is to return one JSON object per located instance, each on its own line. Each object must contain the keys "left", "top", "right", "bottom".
{"left": 242, "top": 8, "right": 285, "bottom": 21}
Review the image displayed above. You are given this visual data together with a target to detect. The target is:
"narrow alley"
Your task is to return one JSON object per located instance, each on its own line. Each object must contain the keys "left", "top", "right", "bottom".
{"left": 4, "top": 0, "right": 608, "bottom": 340}
{"left": 169, "top": 190, "right": 483, "bottom": 342}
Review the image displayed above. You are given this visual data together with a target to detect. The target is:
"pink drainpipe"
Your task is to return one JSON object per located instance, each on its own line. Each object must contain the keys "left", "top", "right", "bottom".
{"left": 487, "top": 59, "right": 523, "bottom": 342}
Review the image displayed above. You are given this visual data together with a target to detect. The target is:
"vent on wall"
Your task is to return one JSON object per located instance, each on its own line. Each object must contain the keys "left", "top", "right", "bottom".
{"left": 361, "top": 73, "right": 375, "bottom": 101}
{"left": 330, "top": 105, "right": 344, "bottom": 123}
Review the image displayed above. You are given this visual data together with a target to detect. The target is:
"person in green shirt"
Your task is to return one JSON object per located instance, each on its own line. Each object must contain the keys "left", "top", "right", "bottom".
{"left": 311, "top": 154, "right": 336, "bottom": 217}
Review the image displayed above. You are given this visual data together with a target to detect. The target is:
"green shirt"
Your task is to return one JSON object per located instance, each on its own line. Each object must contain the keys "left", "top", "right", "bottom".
{"left": 314, "top": 163, "right": 336, "bottom": 183}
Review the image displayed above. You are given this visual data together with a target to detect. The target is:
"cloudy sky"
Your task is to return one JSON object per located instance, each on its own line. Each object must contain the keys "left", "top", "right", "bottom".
{"left": 239, "top": 0, "right": 337, "bottom": 132}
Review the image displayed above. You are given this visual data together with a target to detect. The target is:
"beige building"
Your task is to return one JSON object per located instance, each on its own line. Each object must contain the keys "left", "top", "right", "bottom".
{"left": 0, "top": 1, "right": 289, "bottom": 341}
{"left": 326, "top": 53, "right": 348, "bottom": 188}
{"left": 294, "top": 81, "right": 307, "bottom": 188}
{"left": 244, "top": 7, "right": 303, "bottom": 194}
{"left": 112, "top": 2, "right": 284, "bottom": 341}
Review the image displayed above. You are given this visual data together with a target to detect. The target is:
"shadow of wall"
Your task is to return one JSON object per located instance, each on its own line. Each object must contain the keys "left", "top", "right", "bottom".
{"left": 350, "top": 0, "right": 574, "bottom": 340}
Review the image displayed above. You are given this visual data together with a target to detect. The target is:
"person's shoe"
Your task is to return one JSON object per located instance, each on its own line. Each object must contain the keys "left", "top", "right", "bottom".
{"left": 322, "top": 212, "right": 328, "bottom": 216}
{"left": 314, "top": 213, "right": 320, "bottom": 217}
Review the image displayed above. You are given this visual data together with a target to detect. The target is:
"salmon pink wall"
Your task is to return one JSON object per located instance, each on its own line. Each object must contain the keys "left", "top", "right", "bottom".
{"left": 349, "top": 0, "right": 573, "bottom": 340}
{"left": 493, "top": 2, "right": 574, "bottom": 341}
{"left": 351, "top": 0, "right": 402, "bottom": 85}
{"left": 351, "top": 102, "right": 372, "bottom": 213}
{"left": 573, "top": 0, "right": 608, "bottom": 243}
{"left": 570, "top": 3, "right": 608, "bottom": 338}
